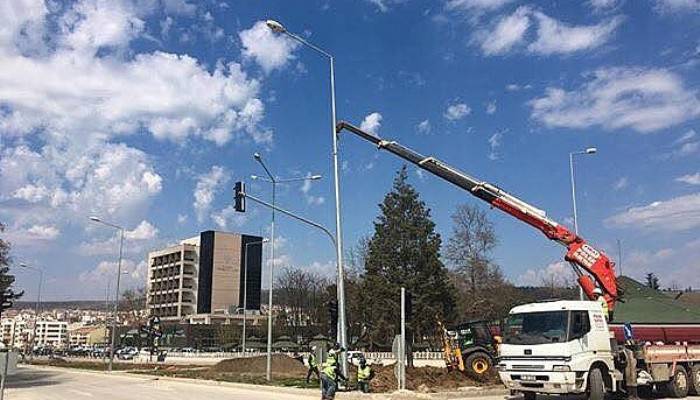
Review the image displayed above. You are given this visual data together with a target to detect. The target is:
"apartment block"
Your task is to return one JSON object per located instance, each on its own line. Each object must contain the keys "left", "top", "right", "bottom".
{"left": 147, "top": 230, "right": 263, "bottom": 322}
{"left": 35, "top": 320, "right": 68, "bottom": 348}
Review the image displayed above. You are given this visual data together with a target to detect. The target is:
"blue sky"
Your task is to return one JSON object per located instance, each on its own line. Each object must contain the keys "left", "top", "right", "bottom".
{"left": 1, "top": 0, "right": 699, "bottom": 301}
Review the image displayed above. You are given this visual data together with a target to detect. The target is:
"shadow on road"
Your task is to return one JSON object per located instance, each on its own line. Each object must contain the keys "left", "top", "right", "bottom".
{"left": 4, "top": 367, "right": 62, "bottom": 389}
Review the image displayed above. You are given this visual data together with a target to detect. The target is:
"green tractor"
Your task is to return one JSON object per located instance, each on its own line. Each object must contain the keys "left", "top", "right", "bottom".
{"left": 440, "top": 320, "right": 499, "bottom": 379}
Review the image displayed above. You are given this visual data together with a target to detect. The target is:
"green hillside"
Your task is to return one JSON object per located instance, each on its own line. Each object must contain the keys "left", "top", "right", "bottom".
{"left": 614, "top": 276, "right": 700, "bottom": 323}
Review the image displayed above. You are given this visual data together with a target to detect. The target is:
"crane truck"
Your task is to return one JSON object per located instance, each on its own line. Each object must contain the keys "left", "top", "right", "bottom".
{"left": 335, "top": 121, "right": 700, "bottom": 399}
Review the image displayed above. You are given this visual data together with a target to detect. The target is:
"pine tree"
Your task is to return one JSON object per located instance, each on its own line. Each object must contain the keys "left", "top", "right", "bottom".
{"left": 362, "top": 167, "right": 456, "bottom": 348}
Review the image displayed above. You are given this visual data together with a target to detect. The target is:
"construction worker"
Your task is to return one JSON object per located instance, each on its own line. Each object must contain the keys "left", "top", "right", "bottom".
{"left": 592, "top": 287, "right": 609, "bottom": 321}
{"left": 306, "top": 346, "right": 319, "bottom": 383}
{"left": 356, "top": 357, "right": 374, "bottom": 393}
{"left": 321, "top": 349, "right": 346, "bottom": 400}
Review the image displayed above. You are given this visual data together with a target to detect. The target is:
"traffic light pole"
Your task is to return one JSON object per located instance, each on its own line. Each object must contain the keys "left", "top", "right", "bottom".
{"left": 241, "top": 192, "right": 337, "bottom": 248}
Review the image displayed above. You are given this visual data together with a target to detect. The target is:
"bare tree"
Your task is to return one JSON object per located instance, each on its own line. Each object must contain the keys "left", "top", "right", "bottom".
{"left": 121, "top": 286, "right": 147, "bottom": 325}
{"left": 446, "top": 204, "right": 515, "bottom": 321}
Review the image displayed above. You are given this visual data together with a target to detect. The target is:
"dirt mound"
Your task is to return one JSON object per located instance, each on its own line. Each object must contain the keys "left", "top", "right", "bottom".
{"left": 211, "top": 354, "right": 307, "bottom": 378}
{"left": 370, "top": 365, "right": 499, "bottom": 393}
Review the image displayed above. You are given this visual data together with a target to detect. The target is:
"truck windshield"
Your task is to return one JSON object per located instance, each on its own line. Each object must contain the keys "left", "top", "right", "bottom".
{"left": 504, "top": 311, "right": 569, "bottom": 345}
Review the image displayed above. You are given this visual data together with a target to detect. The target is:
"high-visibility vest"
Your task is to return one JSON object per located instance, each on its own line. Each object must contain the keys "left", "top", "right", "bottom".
{"left": 598, "top": 296, "right": 609, "bottom": 320}
{"left": 322, "top": 359, "right": 337, "bottom": 380}
{"left": 309, "top": 353, "right": 317, "bottom": 368}
{"left": 358, "top": 365, "right": 372, "bottom": 381}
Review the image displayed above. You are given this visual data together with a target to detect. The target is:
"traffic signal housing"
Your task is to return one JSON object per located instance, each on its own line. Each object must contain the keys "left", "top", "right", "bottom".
{"left": 234, "top": 181, "right": 246, "bottom": 212}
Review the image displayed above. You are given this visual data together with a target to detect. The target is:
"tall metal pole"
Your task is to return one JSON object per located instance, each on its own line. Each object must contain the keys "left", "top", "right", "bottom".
{"left": 568, "top": 153, "right": 584, "bottom": 301}
{"left": 329, "top": 57, "right": 349, "bottom": 375}
{"left": 109, "top": 228, "right": 124, "bottom": 372}
{"left": 265, "top": 20, "right": 349, "bottom": 375}
{"left": 266, "top": 178, "right": 276, "bottom": 381}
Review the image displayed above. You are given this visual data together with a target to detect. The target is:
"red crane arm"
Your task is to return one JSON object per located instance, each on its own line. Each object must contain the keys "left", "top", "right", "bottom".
{"left": 336, "top": 121, "right": 619, "bottom": 311}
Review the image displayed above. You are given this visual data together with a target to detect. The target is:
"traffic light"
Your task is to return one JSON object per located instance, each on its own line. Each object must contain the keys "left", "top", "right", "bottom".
{"left": 234, "top": 181, "right": 246, "bottom": 212}
{"left": 0, "top": 288, "right": 22, "bottom": 317}
{"left": 327, "top": 300, "right": 338, "bottom": 337}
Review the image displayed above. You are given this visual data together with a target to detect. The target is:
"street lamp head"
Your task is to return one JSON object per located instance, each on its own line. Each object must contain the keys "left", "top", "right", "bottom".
{"left": 586, "top": 147, "right": 598, "bottom": 154}
{"left": 266, "top": 19, "right": 286, "bottom": 33}
{"left": 310, "top": 175, "right": 322, "bottom": 180}
{"left": 253, "top": 152, "right": 262, "bottom": 161}
{"left": 89, "top": 216, "right": 101, "bottom": 222}
{"left": 19, "top": 263, "right": 28, "bottom": 268}
{"left": 250, "top": 175, "right": 259, "bottom": 180}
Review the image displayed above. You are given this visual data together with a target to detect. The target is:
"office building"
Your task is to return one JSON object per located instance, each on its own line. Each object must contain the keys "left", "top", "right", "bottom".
{"left": 146, "top": 230, "right": 263, "bottom": 322}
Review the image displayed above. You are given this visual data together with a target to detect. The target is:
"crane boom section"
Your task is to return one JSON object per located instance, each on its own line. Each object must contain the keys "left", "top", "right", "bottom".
{"left": 336, "top": 121, "right": 619, "bottom": 311}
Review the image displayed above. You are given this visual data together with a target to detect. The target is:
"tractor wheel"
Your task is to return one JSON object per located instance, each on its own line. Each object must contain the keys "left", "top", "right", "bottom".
{"left": 465, "top": 352, "right": 492, "bottom": 379}
{"left": 664, "top": 365, "right": 689, "bottom": 398}
{"left": 688, "top": 364, "right": 700, "bottom": 396}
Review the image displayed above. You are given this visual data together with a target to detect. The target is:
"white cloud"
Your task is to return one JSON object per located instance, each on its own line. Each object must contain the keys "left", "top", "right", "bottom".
{"left": 1, "top": 143, "right": 163, "bottom": 227}
{"left": 589, "top": 0, "right": 620, "bottom": 9}
{"left": 194, "top": 166, "right": 228, "bottom": 223}
{"left": 613, "top": 176, "right": 628, "bottom": 190}
{"left": 27, "top": 225, "right": 60, "bottom": 240}
{"left": 360, "top": 112, "right": 383, "bottom": 134}
{"left": 0, "top": 2, "right": 268, "bottom": 147}
{"left": 517, "top": 261, "right": 575, "bottom": 287}
{"left": 162, "top": 0, "right": 196, "bottom": 16}
{"left": 654, "top": 0, "right": 700, "bottom": 14}
{"left": 177, "top": 214, "right": 188, "bottom": 224}
{"left": 506, "top": 83, "right": 532, "bottom": 91}
{"left": 605, "top": 193, "right": 700, "bottom": 232}
{"left": 124, "top": 220, "right": 158, "bottom": 240}
{"left": 529, "top": 67, "right": 700, "bottom": 133}
{"left": 475, "top": 6, "right": 531, "bottom": 56}
{"left": 211, "top": 205, "right": 246, "bottom": 230}
{"left": 444, "top": 102, "right": 471, "bottom": 121}
{"left": 488, "top": 130, "right": 503, "bottom": 160}
{"left": 446, "top": 0, "right": 514, "bottom": 12}
{"left": 239, "top": 20, "right": 300, "bottom": 73}
{"left": 486, "top": 101, "right": 497, "bottom": 114}
{"left": 78, "top": 219, "right": 159, "bottom": 256}
{"left": 417, "top": 119, "right": 431, "bottom": 134}
{"left": 676, "top": 173, "right": 700, "bottom": 185}
{"left": 300, "top": 174, "right": 325, "bottom": 206}
{"left": 528, "top": 12, "right": 622, "bottom": 55}
{"left": 79, "top": 258, "right": 147, "bottom": 288}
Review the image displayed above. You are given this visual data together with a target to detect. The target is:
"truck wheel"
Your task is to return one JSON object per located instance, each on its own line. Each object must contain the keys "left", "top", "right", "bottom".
{"left": 523, "top": 391, "right": 536, "bottom": 400}
{"left": 665, "top": 365, "right": 689, "bottom": 398}
{"left": 465, "top": 352, "right": 492, "bottom": 379}
{"left": 588, "top": 368, "right": 605, "bottom": 400}
{"left": 689, "top": 365, "right": 700, "bottom": 395}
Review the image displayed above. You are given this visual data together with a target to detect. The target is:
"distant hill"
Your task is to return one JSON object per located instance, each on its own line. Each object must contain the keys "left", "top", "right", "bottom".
{"left": 614, "top": 276, "right": 700, "bottom": 323}
{"left": 14, "top": 300, "right": 106, "bottom": 310}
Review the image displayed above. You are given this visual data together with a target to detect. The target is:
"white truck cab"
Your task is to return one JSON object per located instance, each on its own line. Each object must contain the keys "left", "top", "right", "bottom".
{"left": 497, "top": 300, "right": 618, "bottom": 399}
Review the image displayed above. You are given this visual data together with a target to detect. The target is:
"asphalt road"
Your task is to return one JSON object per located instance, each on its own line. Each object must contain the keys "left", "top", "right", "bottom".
{"left": 4, "top": 366, "right": 698, "bottom": 400}
{"left": 3, "top": 366, "right": 318, "bottom": 400}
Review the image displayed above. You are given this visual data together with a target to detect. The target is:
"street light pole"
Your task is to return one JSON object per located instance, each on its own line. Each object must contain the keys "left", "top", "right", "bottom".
{"left": 252, "top": 153, "right": 321, "bottom": 381}
{"left": 568, "top": 148, "right": 597, "bottom": 300}
{"left": 266, "top": 19, "right": 349, "bottom": 375}
{"left": 242, "top": 238, "right": 268, "bottom": 354}
{"left": 89, "top": 216, "right": 125, "bottom": 373}
{"left": 19, "top": 264, "right": 42, "bottom": 357}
